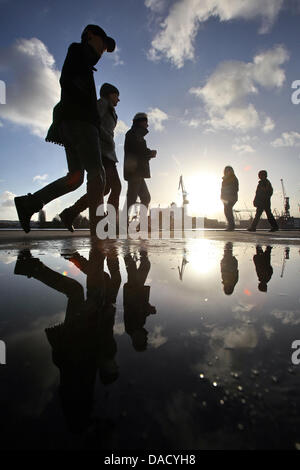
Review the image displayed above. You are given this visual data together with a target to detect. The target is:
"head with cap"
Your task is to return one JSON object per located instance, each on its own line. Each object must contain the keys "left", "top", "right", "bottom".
{"left": 81, "top": 24, "right": 116, "bottom": 58}
{"left": 100, "top": 83, "right": 120, "bottom": 107}
{"left": 258, "top": 170, "right": 267, "bottom": 180}
{"left": 133, "top": 112, "right": 148, "bottom": 129}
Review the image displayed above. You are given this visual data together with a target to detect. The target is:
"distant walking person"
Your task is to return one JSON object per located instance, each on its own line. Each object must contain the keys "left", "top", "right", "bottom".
{"left": 221, "top": 166, "right": 239, "bottom": 231}
{"left": 220, "top": 242, "right": 239, "bottom": 295}
{"left": 14, "top": 25, "right": 116, "bottom": 236}
{"left": 59, "top": 83, "right": 121, "bottom": 232}
{"left": 124, "top": 113, "right": 157, "bottom": 220}
{"left": 248, "top": 170, "right": 278, "bottom": 232}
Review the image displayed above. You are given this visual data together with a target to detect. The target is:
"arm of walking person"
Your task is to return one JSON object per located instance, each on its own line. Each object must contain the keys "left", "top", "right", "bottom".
{"left": 126, "top": 132, "right": 154, "bottom": 160}
{"left": 97, "top": 99, "right": 115, "bottom": 144}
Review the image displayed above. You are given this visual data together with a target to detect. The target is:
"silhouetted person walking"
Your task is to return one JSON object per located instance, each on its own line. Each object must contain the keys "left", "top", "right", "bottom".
{"left": 124, "top": 113, "right": 157, "bottom": 221}
{"left": 248, "top": 170, "right": 278, "bottom": 232}
{"left": 123, "top": 249, "right": 156, "bottom": 351}
{"left": 59, "top": 83, "right": 122, "bottom": 232}
{"left": 221, "top": 166, "right": 239, "bottom": 231}
{"left": 253, "top": 245, "right": 273, "bottom": 292}
{"left": 220, "top": 242, "right": 239, "bottom": 295}
{"left": 14, "top": 25, "right": 116, "bottom": 236}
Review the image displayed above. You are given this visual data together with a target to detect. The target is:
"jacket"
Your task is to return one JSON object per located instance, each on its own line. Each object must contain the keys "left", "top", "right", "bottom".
{"left": 253, "top": 179, "right": 273, "bottom": 207}
{"left": 123, "top": 125, "right": 153, "bottom": 181}
{"left": 46, "top": 42, "right": 100, "bottom": 146}
{"left": 221, "top": 174, "right": 239, "bottom": 203}
{"left": 97, "top": 97, "right": 118, "bottom": 162}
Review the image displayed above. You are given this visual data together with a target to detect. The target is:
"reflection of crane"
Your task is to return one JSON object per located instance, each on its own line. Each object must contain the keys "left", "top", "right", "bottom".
{"left": 178, "top": 250, "right": 189, "bottom": 281}
{"left": 280, "top": 247, "right": 290, "bottom": 278}
{"left": 281, "top": 179, "right": 290, "bottom": 220}
{"left": 178, "top": 175, "right": 189, "bottom": 206}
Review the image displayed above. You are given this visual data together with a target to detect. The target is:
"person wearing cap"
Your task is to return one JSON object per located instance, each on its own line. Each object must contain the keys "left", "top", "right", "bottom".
{"left": 14, "top": 25, "right": 116, "bottom": 237}
{"left": 124, "top": 113, "right": 157, "bottom": 219}
{"left": 247, "top": 170, "right": 279, "bottom": 232}
{"left": 58, "top": 83, "right": 122, "bottom": 231}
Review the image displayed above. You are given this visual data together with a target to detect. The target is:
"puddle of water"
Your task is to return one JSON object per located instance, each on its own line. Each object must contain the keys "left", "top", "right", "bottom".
{"left": 0, "top": 238, "right": 299, "bottom": 450}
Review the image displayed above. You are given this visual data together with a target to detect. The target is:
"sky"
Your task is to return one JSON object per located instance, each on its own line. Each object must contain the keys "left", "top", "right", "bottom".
{"left": 1, "top": 0, "right": 300, "bottom": 221}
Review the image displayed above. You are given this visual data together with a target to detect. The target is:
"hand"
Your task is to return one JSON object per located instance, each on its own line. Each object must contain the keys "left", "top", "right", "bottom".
{"left": 151, "top": 150, "right": 157, "bottom": 158}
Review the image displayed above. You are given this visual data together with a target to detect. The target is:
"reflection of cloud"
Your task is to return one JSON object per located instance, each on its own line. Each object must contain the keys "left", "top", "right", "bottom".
{"left": 0, "top": 252, "right": 17, "bottom": 264}
{"left": 148, "top": 325, "right": 168, "bottom": 348}
{"left": 263, "top": 324, "right": 275, "bottom": 340}
{"left": 232, "top": 303, "right": 255, "bottom": 313}
{"left": 272, "top": 309, "right": 300, "bottom": 325}
{"left": 211, "top": 326, "right": 258, "bottom": 349}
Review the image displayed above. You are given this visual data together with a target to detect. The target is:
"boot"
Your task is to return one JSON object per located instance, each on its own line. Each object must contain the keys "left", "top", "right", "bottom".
{"left": 14, "top": 193, "right": 43, "bottom": 233}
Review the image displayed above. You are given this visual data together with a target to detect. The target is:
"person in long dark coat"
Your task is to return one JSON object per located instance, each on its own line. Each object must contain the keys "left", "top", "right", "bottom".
{"left": 247, "top": 170, "right": 278, "bottom": 232}
{"left": 221, "top": 166, "right": 239, "bottom": 231}
{"left": 14, "top": 25, "right": 116, "bottom": 236}
{"left": 123, "top": 113, "right": 157, "bottom": 220}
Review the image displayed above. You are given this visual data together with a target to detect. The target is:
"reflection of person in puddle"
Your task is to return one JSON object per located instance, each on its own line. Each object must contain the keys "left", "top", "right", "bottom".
{"left": 253, "top": 245, "right": 273, "bottom": 292}
{"left": 123, "top": 249, "right": 156, "bottom": 351}
{"left": 221, "top": 242, "right": 239, "bottom": 295}
{"left": 14, "top": 246, "right": 121, "bottom": 433}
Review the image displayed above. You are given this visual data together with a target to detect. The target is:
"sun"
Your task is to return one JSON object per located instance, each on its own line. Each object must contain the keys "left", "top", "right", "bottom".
{"left": 180, "top": 172, "right": 224, "bottom": 217}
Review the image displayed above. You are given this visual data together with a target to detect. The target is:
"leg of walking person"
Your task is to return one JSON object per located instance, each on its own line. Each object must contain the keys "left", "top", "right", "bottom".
{"left": 14, "top": 131, "right": 85, "bottom": 233}
{"left": 60, "top": 158, "right": 121, "bottom": 232}
{"left": 58, "top": 121, "right": 105, "bottom": 235}
{"left": 104, "top": 159, "right": 121, "bottom": 213}
{"left": 265, "top": 204, "right": 279, "bottom": 230}
{"left": 126, "top": 177, "right": 141, "bottom": 216}
{"left": 65, "top": 121, "right": 105, "bottom": 236}
{"left": 137, "top": 179, "right": 151, "bottom": 209}
{"left": 249, "top": 206, "right": 264, "bottom": 231}
{"left": 224, "top": 202, "right": 235, "bottom": 230}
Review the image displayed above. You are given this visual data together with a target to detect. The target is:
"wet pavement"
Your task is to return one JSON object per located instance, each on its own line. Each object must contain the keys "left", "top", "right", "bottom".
{"left": 0, "top": 234, "right": 300, "bottom": 450}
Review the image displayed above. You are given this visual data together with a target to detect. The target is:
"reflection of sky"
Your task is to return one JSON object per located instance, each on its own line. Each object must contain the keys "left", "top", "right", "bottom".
{"left": 0, "top": 238, "right": 299, "bottom": 449}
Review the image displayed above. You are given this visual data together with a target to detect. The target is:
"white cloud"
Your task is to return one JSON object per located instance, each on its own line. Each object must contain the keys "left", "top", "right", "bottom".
{"left": 115, "top": 119, "right": 129, "bottom": 137}
{"left": 0, "top": 190, "right": 16, "bottom": 207}
{"left": 232, "top": 144, "right": 255, "bottom": 154}
{"left": 33, "top": 174, "right": 48, "bottom": 182}
{"left": 148, "top": 325, "right": 168, "bottom": 348}
{"left": 148, "top": 107, "right": 168, "bottom": 131}
{"left": 271, "top": 131, "right": 300, "bottom": 148}
{"left": 0, "top": 38, "right": 60, "bottom": 137}
{"left": 187, "top": 118, "right": 202, "bottom": 128}
{"left": 108, "top": 46, "right": 124, "bottom": 66}
{"left": 147, "top": 0, "right": 284, "bottom": 67}
{"left": 263, "top": 116, "right": 275, "bottom": 133}
{"left": 145, "top": 0, "right": 166, "bottom": 13}
{"left": 189, "top": 45, "right": 288, "bottom": 132}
